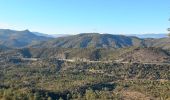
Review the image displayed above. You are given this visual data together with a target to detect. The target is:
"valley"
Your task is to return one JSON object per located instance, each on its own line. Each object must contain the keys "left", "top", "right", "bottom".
{"left": 0, "top": 45, "right": 170, "bottom": 100}
{"left": 0, "top": 31, "right": 170, "bottom": 100}
{"left": 0, "top": 0, "right": 169, "bottom": 99}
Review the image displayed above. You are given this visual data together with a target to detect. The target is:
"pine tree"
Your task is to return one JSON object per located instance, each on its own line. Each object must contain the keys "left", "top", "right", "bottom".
{"left": 59, "top": 97, "right": 63, "bottom": 100}
{"left": 168, "top": 18, "right": 170, "bottom": 37}
{"left": 47, "top": 97, "right": 52, "bottom": 100}
{"left": 85, "top": 89, "right": 97, "bottom": 100}
{"left": 34, "top": 92, "right": 41, "bottom": 100}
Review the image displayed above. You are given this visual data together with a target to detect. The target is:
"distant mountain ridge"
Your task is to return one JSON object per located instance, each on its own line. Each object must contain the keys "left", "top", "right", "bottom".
{"left": 0, "top": 29, "right": 52, "bottom": 48}
{"left": 32, "top": 32, "right": 54, "bottom": 37}
{"left": 33, "top": 32, "right": 70, "bottom": 38}
{"left": 32, "top": 33, "right": 170, "bottom": 49}
{"left": 128, "top": 33, "right": 168, "bottom": 39}
{"left": 32, "top": 33, "right": 144, "bottom": 48}
{"left": 0, "top": 29, "right": 169, "bottom": 49}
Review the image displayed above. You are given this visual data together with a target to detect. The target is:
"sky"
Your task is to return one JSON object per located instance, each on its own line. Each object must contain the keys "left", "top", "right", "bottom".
{"left": 0, "top": 0, "right": 169, "bottom": 35}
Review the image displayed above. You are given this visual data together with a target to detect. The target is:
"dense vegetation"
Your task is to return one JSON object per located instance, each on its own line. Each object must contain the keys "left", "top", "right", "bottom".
{"left": 0, "top": 56, "right": 170, "bottom": 100}
{"left": 1, "top": 47, "right": 170, "bottom": 63}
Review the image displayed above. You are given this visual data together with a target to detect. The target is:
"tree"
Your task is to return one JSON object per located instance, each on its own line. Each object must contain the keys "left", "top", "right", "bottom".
{"left": 34, "top": 93, "right": 41, "bottom": 100}
{"left": 168, "top": 18, "right": 170, "bottom": 37}
{"left": 59, "top": 97, "right": 63, "bottom": 100}
{"left": 47, "top": 97, "right": 52, "bottom": 100}
{"left": 85, "top": 89, "right": 97, "bottom": 100}
{"left": 168, "top": 28, "right": 170, "bottom": 37}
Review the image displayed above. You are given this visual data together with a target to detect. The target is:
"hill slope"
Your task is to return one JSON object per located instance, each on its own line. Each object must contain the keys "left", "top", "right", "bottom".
{"left": 144, "top": 38, "right": 170, "bottom": 49}
{"left": 2, "top": 46, "right": 169, "bottom": 63}
{"left": 32, "top": 33, "right": 144, "bottom": 48}
{"left": 118, "top": 47, "right": 170, "bottom": 63}
{"left": 0, "top": 29, "right": 52, "bottom": 48}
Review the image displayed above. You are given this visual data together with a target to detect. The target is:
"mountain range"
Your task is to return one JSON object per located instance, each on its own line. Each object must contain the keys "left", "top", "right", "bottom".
{"left": 0, "top": 29, "right": 169, "bottom": 49}
{"left": 33, "top": 32, "right": 70, "bottom": 38}
{"left": 32, "top": 33, "right": 144, "bottom": 48}
{"left": 128, "top": 33, "right": 168, "bottom": 38}
{"left": 0, "top": 29, "right": 52, "bottom": 48}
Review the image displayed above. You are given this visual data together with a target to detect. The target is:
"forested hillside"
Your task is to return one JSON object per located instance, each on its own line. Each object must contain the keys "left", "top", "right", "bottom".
{"left": 0, "top": 46, "right": 170, "bottom": 99}
{"left": 32, "top": 33, "right": 144, "bottom": 48}
{"left": 0, "top": 58, "right": 170, "bottom": 100}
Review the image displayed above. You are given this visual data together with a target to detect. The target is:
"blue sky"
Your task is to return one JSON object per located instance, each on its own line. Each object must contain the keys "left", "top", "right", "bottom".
{"left": 0, "top": 0, "right": 169, "bottom": 34}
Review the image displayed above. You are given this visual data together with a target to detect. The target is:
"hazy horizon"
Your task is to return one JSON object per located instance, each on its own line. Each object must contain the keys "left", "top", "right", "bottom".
{"left": 0, "top": 0, "right": 169, "bottom": 35}
{"left": 0, "top": 28, "right": 168, "bottom": 36}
